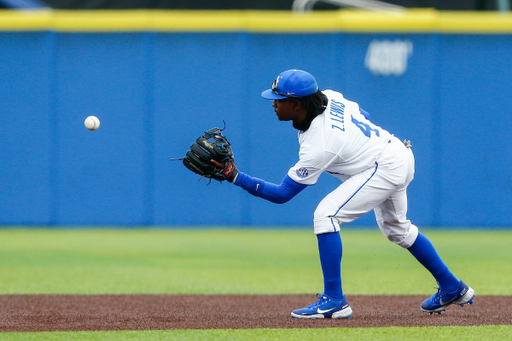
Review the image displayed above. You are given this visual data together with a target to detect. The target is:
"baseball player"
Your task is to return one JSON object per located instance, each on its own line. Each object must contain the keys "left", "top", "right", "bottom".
{"left": 211, "top": 69, "right": 475, "bottom": 318}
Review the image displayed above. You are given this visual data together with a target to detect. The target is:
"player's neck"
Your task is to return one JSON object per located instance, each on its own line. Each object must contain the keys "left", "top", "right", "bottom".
{"left": 293, "top": 111, "right": 315, "bottom": 131}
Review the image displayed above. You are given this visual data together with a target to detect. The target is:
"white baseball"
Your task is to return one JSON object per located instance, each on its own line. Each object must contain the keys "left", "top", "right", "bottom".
{"left": 84, "top": 116, "right": 100, "bottom": 131}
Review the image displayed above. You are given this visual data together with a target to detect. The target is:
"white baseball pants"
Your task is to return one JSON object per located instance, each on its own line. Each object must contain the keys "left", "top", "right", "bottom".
{"left": 313, "top": 136, "right": 418, "bottom": 248}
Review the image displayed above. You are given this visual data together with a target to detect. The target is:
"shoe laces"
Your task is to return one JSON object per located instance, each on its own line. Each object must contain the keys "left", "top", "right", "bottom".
{"left": 430, "top": 284, "right": 454, "bottom": 303}
{"left": 430, "top": 287, "right": 443, "bottom": 303}
{"left": 307, "top": 293, "right": 329, "bottom": 308}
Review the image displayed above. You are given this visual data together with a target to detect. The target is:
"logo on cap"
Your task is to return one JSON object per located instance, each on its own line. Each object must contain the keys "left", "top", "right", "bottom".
{"left": 262, "top": 69, "right": 318, "bottom": 100}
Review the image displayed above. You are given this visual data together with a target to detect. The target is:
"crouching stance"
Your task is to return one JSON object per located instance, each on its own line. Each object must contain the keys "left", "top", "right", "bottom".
{"left": 210, "top": 69, "right": 474, "bottom": 318}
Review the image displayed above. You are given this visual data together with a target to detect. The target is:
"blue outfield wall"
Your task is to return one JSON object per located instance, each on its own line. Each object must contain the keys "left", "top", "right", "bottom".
{"left": 1, "top": 28, "right": 511, "bottom": 227}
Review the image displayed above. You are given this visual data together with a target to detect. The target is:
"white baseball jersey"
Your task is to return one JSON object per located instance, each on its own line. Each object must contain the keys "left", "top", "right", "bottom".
{"left": 288, "top": 89, "right": 418, "bottom": 246}
{"left": 288, "top": 89, "right": 393, "bottom": 185}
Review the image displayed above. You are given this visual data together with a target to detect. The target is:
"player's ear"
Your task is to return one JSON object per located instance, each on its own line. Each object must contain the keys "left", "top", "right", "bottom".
{"left": 291, "top": 99, "right": 302, "bottom": 110}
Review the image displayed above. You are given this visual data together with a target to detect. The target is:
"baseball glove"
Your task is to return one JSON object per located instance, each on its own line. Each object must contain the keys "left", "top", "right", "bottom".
{"left": 181, "top": 125, "right": 239, "bottom": 183}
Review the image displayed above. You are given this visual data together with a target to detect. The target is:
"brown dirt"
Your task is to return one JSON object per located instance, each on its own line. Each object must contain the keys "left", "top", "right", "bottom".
{"left": 0, "top": 294, "right": 510, "bottom": 332}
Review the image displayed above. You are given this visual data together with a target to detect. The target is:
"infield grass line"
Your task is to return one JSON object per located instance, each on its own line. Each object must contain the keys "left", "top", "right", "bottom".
{"left": 0, "top": 325, "right": 511, "bottom": 340}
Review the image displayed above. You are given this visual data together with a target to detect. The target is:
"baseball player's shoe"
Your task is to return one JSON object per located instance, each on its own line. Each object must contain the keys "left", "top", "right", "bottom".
{"left": 421, "top": 280, "right": 475, "bottom": 315}
{"left": 291, "top": 293, "right": 352, "bottom": 319}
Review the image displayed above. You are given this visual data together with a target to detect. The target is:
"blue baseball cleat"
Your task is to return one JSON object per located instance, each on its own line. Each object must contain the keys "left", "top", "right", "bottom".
{"left": 421, "top": 280, "right": 475, "bottom": 315}
{"left": 291, "top": 293, "right": 353, "bottom": 319}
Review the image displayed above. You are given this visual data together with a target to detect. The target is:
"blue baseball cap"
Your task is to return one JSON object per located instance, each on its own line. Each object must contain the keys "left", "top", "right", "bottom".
{"left": 261, "top": 69, "right": 318, "bottom": 100}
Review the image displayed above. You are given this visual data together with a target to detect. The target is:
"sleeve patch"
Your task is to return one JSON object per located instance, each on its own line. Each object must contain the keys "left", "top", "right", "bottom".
{"left": 296, "top": 167, "right": 309, "bottom": 179}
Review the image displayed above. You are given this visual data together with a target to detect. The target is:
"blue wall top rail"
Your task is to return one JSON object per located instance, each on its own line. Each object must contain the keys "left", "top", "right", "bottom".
{"left": 1, "top": 9, "right": 512, "bottom": 33}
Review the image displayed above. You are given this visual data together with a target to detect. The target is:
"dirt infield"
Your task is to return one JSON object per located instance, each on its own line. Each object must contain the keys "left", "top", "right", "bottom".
{"left": 1, "top": 294, "right": 510, "bottom": 332}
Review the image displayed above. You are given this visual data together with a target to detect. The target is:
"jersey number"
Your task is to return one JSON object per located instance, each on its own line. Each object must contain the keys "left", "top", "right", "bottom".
{"left": 352, "top": 117, "right": 380, "bottom": 138}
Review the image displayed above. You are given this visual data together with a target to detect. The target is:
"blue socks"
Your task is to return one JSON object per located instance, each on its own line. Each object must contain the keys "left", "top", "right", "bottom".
{"left": 317, "top": 231, "right": 459, "bottom": 300}
{"left": 408, "top": 232, "right": 459, "bottom": 292}
{"left": 317, "top": 232, "right": 343, "bottom": 299}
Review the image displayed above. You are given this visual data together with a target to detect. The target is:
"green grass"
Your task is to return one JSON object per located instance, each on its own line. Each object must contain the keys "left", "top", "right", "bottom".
{"left": 0, "top": 228, "right": 510, "bottom": 295}
{"left": 0, "top": 227, "right": 510, "bottom": 340}
{"left": 1, "top": 326, "right": 511, "bottom": 341}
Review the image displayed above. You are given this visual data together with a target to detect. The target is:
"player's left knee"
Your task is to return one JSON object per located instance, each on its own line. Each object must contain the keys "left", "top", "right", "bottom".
{"left": 313, "top": 217, "right": 339, "bottom": 235}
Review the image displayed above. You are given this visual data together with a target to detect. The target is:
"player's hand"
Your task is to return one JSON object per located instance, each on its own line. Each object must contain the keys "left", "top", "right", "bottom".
{"left": 211, "top": 159, "right": 225, "bottom": 173}
{"left": 211, "top": 159, "right": 239, "bottom": 183}
{"left": 179, "top": 125, "right": 235, "bottom": 183}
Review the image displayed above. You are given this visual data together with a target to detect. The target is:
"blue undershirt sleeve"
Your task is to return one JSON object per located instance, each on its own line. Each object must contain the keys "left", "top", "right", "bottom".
{"left": 233, "top": 172, "right": 307, "bottom": 204}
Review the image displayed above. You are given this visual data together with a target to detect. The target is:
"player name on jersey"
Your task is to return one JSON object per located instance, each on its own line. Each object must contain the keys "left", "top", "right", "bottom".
{"left": 330, "top": 100, "right": 346, "bottom": 132}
